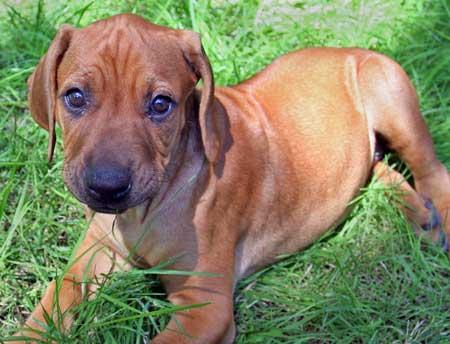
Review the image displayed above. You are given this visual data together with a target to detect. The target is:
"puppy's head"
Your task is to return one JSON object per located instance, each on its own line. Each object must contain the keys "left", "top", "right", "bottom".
{"left": 28, "top": 14, "right": 218, "bottom": 214}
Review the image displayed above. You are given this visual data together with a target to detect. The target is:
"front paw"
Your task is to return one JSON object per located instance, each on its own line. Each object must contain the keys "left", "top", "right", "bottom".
{"left": 149, "top": 320, "right": 235, "bottom": 344}
{"left": 149, "top": 327, "right": 197, "bottom": 344}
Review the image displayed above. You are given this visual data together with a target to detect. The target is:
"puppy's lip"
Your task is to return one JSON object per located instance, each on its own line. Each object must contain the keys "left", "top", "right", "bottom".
{"left": 86, "top": 194, "right": 154, "bottom": 214}
{"left": 89, "top": 205, "right": 128, "bottom": 214}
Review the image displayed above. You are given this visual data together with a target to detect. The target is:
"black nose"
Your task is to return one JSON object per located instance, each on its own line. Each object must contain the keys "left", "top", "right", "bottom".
{"left": 86, "top": 165, "right": 132, "bottom": 203}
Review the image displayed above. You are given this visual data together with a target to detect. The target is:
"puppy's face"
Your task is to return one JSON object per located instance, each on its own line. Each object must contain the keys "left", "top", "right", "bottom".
{"left": 28, "top": 14, "right": 215, "bottom": 213}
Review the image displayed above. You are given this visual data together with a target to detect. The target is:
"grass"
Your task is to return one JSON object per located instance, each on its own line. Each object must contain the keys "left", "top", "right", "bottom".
{"left": 0, "top": 0, "right": 449, "bottom": 343}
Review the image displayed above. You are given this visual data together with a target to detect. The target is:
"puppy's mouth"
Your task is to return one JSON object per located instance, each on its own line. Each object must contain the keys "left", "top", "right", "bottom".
{"left": 88, "top": 205, "right": 128, "bottom": 214}
{"left": 84, "top": 191, "right": 155, "bottom": 215}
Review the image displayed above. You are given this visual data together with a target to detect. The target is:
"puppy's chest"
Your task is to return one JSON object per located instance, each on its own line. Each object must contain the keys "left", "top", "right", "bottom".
{"left": 113, "top": 200, "right": 198, "bottom": 269}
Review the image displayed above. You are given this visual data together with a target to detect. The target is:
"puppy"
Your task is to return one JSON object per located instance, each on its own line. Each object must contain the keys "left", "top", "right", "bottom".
{"left": 13, "top": 13, "right": 449, "bottom": 343}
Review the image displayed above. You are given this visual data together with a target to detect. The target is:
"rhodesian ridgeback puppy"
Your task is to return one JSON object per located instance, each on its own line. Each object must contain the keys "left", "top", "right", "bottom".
{"left": 12, "top": 13, "right": 449, "bottom": 343}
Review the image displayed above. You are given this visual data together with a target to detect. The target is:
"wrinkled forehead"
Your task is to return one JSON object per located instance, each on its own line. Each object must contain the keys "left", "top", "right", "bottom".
{"left": 58, "top": 16, "right": 196, "bottom": 96}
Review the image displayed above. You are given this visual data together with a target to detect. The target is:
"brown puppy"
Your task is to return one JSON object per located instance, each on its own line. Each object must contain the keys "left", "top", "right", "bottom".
{"left": 13, "top": 13, "right": 449, "bottom": 343}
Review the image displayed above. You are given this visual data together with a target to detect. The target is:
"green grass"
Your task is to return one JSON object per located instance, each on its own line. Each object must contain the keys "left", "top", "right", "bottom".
{"left": 1, "top": 0, "right": 449, "bottom": 343}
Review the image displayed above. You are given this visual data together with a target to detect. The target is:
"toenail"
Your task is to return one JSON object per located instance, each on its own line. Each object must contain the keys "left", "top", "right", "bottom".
{"left": 421, "top": 200, "right": 441, "bottom": 231}
{"left": 439, "top": 230, "right": 449, "bottom": 252}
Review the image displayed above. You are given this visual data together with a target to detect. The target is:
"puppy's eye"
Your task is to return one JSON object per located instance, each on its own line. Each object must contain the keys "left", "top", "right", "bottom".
{"left": 64, "top": 88, "right": 87, "bottom": 112}
{"left": 148, "top": 95, "right": 174, "bottom": 121}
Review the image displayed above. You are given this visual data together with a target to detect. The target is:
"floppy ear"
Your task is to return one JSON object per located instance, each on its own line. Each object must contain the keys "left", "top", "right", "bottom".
{"left": 28, "top": 25, "right": 74, "bottom": 162}
{"left": 176, "top": 30, "right": 219, "bottom": 163}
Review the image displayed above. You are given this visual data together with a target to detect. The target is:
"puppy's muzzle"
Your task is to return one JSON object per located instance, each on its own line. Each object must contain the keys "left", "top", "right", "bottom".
{"left": 85, "top": 164, "right": 132, "bottom": 212}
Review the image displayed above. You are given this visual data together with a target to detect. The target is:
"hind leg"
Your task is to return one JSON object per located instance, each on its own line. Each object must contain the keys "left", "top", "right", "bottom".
{"left": 359, "top": 53, "right": 450, "bottom": 252}
{"left": 373, "top": 162, "right": 448, "bottom": 250}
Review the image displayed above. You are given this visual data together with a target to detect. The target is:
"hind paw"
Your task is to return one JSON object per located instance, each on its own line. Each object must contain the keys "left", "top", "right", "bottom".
{"left": 421, "top": 199, "right": 442, "bottom": 231}
{"left": 420, "top": 199, "right": 448, "bottom": 252}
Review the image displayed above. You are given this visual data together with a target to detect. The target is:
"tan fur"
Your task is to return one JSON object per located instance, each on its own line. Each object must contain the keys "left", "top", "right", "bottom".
{"left": 13, "top": 14, "right": 449, "bottom": 344}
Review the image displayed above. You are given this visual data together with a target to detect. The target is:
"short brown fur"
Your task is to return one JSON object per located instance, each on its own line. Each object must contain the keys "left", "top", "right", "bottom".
{"left": 13, "top": 14, "right": 450, "bottom": 344}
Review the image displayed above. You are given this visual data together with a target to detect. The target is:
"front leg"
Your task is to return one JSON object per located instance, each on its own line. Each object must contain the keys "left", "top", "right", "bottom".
{"left": 153, "top": 254, "right": 236, "bottom": 344}
{"left": 11, "top": 221, "right": 130, "bottom": 343}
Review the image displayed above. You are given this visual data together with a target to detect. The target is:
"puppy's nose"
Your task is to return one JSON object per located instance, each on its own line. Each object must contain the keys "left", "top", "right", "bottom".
{"left": 86, "top": 166, "right": 131, "bottom": 203}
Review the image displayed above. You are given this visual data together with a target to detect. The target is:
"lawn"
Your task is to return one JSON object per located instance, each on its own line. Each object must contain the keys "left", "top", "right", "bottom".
{"left": 0, "top": 0, "right": 449, "bottom": 343}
